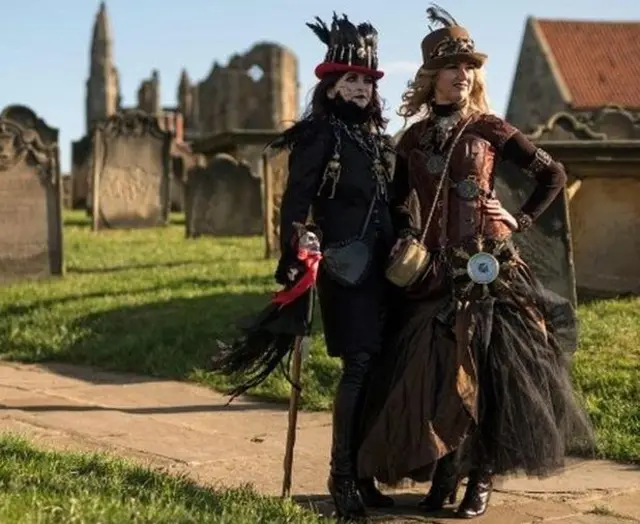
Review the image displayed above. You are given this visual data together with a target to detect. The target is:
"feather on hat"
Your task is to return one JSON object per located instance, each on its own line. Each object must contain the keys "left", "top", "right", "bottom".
{"left": 307, "top": 12, "right": 384, "bottom": 79}
{"left": 420, "top": 3, "right": 487, "bottom": 70}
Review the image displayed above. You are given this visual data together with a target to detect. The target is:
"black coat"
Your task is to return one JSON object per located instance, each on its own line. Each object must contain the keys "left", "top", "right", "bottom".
{"left": 276, "top": 117, "right": 395, "bottom": 280}
{"left": 274, "top": 116, "right": 396, "bottom": 357}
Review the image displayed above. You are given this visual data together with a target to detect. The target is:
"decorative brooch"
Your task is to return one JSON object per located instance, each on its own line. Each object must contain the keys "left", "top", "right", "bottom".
{"left": 449, "top": 236, "right": 520, "bottom": 299}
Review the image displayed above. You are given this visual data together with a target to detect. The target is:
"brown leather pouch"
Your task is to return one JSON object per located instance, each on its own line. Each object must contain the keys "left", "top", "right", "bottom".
{"left": 384, "top": 237, "right": 431, "bottom": 287}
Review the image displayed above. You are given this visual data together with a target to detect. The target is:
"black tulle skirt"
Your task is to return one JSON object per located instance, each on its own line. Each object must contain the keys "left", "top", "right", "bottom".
{"left": 456, "top": 263, "right": 595, "bottom": 477}
{"left": 357, "top": 245, "right": 595, "bottom": 485}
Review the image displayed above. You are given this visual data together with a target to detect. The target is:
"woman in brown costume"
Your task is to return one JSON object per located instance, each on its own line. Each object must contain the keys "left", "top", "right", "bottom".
{"left": 356, "top": 5, "right": 594, "bottom": 519}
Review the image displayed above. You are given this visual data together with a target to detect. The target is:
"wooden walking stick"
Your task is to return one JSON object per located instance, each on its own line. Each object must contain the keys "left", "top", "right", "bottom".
{"left": 280, "top": 230, "right": 320, "bottom": 498}
{"left": 210, "top": 226, "right": 320, "bottom": 499}
{"left": 281, "top": 334, "right": 307, "bottom": 498}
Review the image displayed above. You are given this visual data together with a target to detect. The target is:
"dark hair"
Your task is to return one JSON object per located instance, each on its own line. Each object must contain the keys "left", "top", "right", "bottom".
{"left": 302, "top": 72, "right": 388, "bottom": 131}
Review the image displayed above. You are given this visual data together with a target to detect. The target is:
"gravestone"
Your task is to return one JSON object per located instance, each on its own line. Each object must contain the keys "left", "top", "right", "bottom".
{"left": 170, "top": 144, "right": 204, "bottom": 212}
{"left": 185, "top": 153, "right": 262, "bottom": 237}
{"left": 262, "top": 148, "right": 290, "bottom": 258}
{"left": 90, "top": 110, "right": 171, "bottom": 229}
{"left": 0, "top": 105, "right": 64, "bottom": 284}
{"left": 494, "top": 160, "right": 577, "bottom": 306}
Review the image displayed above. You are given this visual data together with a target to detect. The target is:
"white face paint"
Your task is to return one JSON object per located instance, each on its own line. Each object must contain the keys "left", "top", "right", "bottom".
{"left": 327, "top": 72, "right": 375, "bottom": 108}
{"left": 434, "top": 61, "right": 476, "bottom": 105}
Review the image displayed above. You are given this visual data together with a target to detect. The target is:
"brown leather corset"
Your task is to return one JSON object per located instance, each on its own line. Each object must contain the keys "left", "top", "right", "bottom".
{"left": 445, "top": 133, "right": 512, "bottom": 245}
{"left": 406, "top": 132, "right": 512, "bottom": 250}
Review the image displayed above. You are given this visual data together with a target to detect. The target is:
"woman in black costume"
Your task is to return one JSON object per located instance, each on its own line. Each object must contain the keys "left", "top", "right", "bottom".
{"left": 356, "top": 5, "right": 595, "bottom": 519}
{"left": 269, "top": 12, "right": 398, "bottom": 520}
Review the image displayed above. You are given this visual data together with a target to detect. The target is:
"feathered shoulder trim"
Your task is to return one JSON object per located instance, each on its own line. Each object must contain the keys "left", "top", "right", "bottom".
{"left": 267, "top": 116, "right": 334, "bottom": 152}
{"left": 378, "top": 132, "right": 396, "bottom": 152}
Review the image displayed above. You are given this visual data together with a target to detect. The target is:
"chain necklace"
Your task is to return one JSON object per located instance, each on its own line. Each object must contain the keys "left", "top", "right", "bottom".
{"left": 420, "top": 111, "right": 463, "bottom": 153}
{"left": 331, "top": 117, "right": 379, "bottom": 158}
{"left": 329, "top": 116, "right": 390, "bottom": 199}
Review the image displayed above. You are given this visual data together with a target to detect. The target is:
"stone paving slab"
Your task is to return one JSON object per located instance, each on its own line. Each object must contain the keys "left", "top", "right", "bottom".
{"left": 571, "top": 492, "right": 640, "bottom": 522}
{"left": 1, "top": 362, "right": 638, "bottom": 523}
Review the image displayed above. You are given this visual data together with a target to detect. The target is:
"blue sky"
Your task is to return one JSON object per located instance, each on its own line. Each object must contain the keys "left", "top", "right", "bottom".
{"left": 2, "top": 0, "right": 639, "bottom": 172}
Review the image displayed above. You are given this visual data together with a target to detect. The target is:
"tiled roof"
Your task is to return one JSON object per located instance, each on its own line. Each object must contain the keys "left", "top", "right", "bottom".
{"left": 536, "top": 19, "right": 640, "bottom": 109}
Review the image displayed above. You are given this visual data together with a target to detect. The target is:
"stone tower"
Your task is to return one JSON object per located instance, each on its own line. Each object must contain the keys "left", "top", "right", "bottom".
{"left": 85, "top": 2, "right": 120, "bottom": 132}
{"left": 177, "top": 69, "right": 192, "bottom": 127}
{"left": 265, "top": 44, "right": 299, "bottom": 131}
{"left": 137, "top": 69, "right": 161, "bottom": 114}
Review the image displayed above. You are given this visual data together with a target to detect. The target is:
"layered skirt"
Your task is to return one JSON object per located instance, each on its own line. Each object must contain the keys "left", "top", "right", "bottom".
{"left": 357, "top": 240, "right": 595, "bottom": 485}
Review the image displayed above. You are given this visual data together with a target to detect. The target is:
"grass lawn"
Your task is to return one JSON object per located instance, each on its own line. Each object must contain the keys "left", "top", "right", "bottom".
{"left": 0, "top": 434, "right": 328, "bottom": 523}
{"left": 0, "top": 211, "right": 638, "bottom": 464}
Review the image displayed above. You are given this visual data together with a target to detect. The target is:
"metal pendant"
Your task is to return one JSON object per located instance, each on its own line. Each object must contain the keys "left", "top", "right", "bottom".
{"left": 372, "top": 159, "right": 388, "bottom": 197}
{"left": 426, "top": 154, "right": 445, "bottom": 174}
{"left": 456, "top": 179, "right": 481, "bottom": 200}
{"left": 372, "top": 158, "right": 385, "bottom": 176}
{"left": 466, "top": 252, "right": 500, "bottom": 284}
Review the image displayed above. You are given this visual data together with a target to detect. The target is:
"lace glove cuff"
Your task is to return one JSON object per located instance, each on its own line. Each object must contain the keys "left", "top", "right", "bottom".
{"left": 514, "top": 211, "right": 533, "bottom": 232}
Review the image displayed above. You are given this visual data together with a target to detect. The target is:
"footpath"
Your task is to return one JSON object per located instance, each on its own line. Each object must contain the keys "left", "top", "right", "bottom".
{"left": 1, "top": 362, "right": 638, "bottom": 523}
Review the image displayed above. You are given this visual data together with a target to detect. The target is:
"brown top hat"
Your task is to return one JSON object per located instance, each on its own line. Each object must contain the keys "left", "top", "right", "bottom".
{"left": 420, "top": 4, "right": 487, "bottom": 70}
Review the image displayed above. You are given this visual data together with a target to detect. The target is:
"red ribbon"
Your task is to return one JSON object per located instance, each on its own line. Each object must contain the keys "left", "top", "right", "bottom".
{"left": 272, "top": 248, "right": 323, "bottom": 306}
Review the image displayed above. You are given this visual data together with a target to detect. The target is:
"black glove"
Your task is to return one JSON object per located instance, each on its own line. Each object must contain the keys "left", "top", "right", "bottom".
{"left": 274, "top": 256, "right": 307, "bottom": 286}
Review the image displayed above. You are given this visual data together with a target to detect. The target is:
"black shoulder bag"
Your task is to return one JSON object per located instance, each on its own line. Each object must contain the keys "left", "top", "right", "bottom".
{"left": 321, "top": 196, "right": 376, "bottom": 287}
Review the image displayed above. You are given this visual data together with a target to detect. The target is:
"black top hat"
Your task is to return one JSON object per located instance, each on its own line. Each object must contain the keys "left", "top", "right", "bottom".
{"left": 307, "top": 12, "right": 384, "bottom": 80}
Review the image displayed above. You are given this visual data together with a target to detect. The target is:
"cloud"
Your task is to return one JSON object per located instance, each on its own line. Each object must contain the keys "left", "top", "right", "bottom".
{"left": 379, "top": 61, "right": 420, "bottom": 74}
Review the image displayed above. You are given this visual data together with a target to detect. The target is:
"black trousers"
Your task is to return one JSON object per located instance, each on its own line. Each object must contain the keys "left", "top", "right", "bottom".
{"left": 317, "top": 262, "right": 388, "bottom": 478}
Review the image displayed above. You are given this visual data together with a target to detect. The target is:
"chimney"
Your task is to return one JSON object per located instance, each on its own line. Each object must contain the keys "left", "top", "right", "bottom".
{"left": 174, "top": 112, "right": 184, "bottom": 143}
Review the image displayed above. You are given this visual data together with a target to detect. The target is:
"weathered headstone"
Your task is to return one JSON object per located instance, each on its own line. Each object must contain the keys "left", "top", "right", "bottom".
{"left": 0, "top": 105, "right": 64, "bottom": 284}
{"left": 185, "top": 153, "right": 262, "bottom": 237}
{"left": 170, "top": 144, "right": 204, "bottom": 212}
{"left": 494, "top": 160, "right": 577, "bottom": 306}
{"left": 90, "top": 110, "right": 171, "bottom": 229}
{"left": 262, "top": 149, "right": 290, "bottom": 258}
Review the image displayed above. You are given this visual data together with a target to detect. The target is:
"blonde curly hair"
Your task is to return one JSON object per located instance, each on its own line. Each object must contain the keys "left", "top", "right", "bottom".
{"left": 398, "top": 65, "right": 491, "bottom": 125}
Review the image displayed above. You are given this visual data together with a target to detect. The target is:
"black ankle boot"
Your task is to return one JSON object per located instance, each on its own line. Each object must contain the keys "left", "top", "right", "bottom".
{"left": 328, "top": 475, "right": 366, "bottom": 520}
{"left": 456, "top": 469, "right": 493, "bottom": 519}
{"left": 418, "top": 455, "right": 461, "bottom": 511}
{"left": 327, "top": 352, "right": 371, "bottom": 519}
{"left": 357, "top": 478, "right": 394, "bottom": 508}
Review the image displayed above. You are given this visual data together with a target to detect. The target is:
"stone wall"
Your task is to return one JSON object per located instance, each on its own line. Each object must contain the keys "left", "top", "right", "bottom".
{"left": 569, "top": 176, "right": 640, "bottom": 296}
{"left": 187, "top": 42, "right": 298, "bottom": 135}
{"left": 528, "top": 107, "right": 640, "bottom": 297}
{"left": 505, "top": 17, "right": 567, "bottom": 132}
